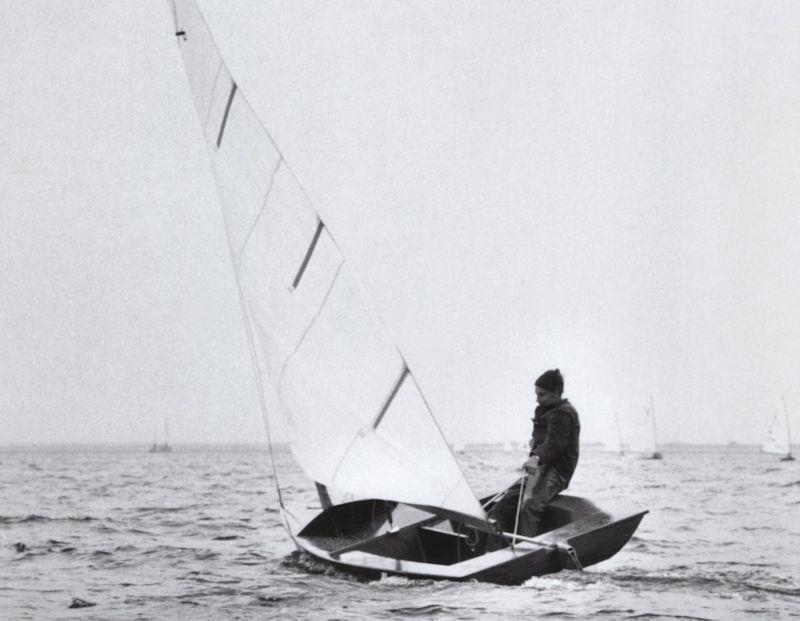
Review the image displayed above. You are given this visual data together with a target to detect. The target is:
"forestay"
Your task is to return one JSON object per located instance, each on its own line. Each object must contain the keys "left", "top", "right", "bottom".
{"left": 170, "top": 0, "right": 485, "bottom": 524}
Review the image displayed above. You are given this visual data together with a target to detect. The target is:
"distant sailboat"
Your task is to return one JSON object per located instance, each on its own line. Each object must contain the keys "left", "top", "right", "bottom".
{"left": 631, "top": 396, "right": 662, "bottom": 460}
{"left": 149, "top": 418, "right": 172, "bottom": 453}
{"left": 604, "top": 410, "right": 625, "bottom": 456}
{"left": 763, "top": 397, "right": 794, "bottom": 461}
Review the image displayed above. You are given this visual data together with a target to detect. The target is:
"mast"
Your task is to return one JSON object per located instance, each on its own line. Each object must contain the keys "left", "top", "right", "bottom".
{"left": 649, "top": 395, "right": 662, "bottom": 459}
{"left": 649, "top": 396, "right": 657, "bottom": 447}
{"left": 781, "top": 396, "right": 794, "bottom": 459}
{"left": 612, "top": 409, "right": 624, "bottom": 455}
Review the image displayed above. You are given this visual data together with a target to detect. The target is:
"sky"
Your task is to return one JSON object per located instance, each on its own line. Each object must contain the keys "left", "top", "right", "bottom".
{"left": 2, "top": 1, "right": 799, "bottom": 447}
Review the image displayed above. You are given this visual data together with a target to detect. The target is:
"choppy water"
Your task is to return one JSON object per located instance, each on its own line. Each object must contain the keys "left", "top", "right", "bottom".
{"left": 1, "top": 444, "right": 797, "bottom": 620}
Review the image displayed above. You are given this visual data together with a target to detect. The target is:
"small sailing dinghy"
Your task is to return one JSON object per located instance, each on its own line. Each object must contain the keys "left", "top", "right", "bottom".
{"left": 763, "top": 397, "right": 795, "bottom": 462}
{"left": 149, "top": 417, "right": 172, "bottom": 453}
{"left": 630, "top": 397, "right": 662, "bottom": 460}
{"left": 168, "top": 0, "right": 647, "bottom": 583}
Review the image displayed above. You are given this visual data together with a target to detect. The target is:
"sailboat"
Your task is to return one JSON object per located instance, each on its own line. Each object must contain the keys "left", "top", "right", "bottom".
{"left": 149, "top": 418, "right": 172, "bottom": 453}
{"left": 604, "top": 409, "right": 625, "bottom": 456}
{"left": 168, "top": 0, "right": 646, "bottom": 583}
{"left": 630, "top": 397, "right": 662, "bottom": 460}
{"left": 763, "top": 397, "right": 794, "bottom": 462}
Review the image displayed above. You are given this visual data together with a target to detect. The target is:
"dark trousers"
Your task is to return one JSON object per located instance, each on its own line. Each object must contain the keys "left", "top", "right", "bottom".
{"left": 488, "top": 468, "right": 567, "bottom": 537}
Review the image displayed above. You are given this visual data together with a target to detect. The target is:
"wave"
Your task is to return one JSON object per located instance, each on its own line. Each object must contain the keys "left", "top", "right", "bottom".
{"left": 0, "top": 514, "right": 96, "bottom": 524}
{"left": 697, "top": 560, "right": 773, "bottom": 568}
{"left": 233, "top": 551, "right": 270, "bottom": 566}
{"left": 608, "top": 569, "right": 800, "bottom": 600}
{"left": 743, "top": 582, "right": 800, "bottom": 597}
{"left": 280, "top": 551, "right": 374, "bottom": 582}
{"left": 385, "top": 604, "right": 465, "bottom": 616}
{"left": 134, "top": 505, "right": 202, "bottom": 513}
{"left": 625, "top": 615, "right": 713, "bottom": 620}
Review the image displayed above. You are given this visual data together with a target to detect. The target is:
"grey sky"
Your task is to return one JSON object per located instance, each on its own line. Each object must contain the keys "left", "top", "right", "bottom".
{"left": 2, "top": 1, "right": 799, "bottom": 447}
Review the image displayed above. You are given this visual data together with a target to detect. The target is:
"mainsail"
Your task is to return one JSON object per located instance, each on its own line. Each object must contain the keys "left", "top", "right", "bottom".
{"left": 169, "top": 0, "right": 485, "bottom": 523}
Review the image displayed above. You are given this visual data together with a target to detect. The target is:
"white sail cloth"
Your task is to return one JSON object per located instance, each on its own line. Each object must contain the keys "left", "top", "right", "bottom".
{"left": 763, "top": 407, "right": 792, "bottom": 455}
{"left": 170, "top": 0, "right": 485, "bottom": 523}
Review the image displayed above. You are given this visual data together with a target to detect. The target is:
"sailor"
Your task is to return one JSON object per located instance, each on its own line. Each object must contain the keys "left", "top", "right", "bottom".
{"left": 489, "top": 368, "right": 580, "bottom": 539}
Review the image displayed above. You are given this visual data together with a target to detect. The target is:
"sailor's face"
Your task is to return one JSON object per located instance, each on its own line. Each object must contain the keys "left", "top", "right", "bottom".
{"left": 535, "top": 387, "right": 561, "bottom": 406}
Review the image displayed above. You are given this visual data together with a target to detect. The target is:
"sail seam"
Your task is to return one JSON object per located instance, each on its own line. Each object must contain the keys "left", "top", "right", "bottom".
{"left": 329, "top": 432, "right": 363, "bottom": 489}
{"left": 277, "top": 255, "right": 344, "bottom": 408}
{"left": 236, "top": 156, "right": 283, "bottom": 264}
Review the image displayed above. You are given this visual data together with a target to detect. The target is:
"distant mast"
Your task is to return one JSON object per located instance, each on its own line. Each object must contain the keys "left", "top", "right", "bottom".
{"left": 763, "top": 396, "right": 794, "bottom": 461}
{"left": 605, "top": 409, "right": 624, "bottom": 455}
{"left": 149, "top": 416, "right": 172, "bottom": 453}
{"left": 648, "top": 396, "right": 663, "bottom": 460}
{"left": 779, "top": 397, "right": 795, "bottom": 461}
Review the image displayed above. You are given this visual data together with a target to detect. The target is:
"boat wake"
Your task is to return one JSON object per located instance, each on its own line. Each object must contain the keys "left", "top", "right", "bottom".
{"left": 280, "top": 551, "right": 373, "bottom": 582}
{"left": 592, "top": 566, "right": 800, "bottom": 600}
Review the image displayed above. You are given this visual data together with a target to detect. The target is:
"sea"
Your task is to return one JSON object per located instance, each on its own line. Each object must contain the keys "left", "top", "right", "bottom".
{"left": 2, "top": 443, "right": 798, "bottom": 620}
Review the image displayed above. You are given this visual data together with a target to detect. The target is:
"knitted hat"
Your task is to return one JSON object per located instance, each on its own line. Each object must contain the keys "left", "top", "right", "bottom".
{"left": 535, "top": 369, "right": 564, "bottom": 394}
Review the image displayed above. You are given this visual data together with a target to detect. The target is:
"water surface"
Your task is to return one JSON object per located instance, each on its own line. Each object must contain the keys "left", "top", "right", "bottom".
{"left": 2, "top": 444, "right": 797, "bottom": 619}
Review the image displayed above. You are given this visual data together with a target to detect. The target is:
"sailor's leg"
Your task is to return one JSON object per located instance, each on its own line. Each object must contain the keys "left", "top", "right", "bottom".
{"left": 518, "top": 469, "right": 567, "bottom": 537}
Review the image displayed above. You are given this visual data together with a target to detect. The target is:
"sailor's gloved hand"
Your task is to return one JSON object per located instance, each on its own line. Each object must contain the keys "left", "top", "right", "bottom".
{"left": 522, "top": 455, "right": 540, "bottom": 474}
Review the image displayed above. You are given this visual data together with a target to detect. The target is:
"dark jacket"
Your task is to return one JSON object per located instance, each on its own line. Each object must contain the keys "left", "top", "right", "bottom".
{"left": 530, "top": 399, "right": 580, "bottom": 485}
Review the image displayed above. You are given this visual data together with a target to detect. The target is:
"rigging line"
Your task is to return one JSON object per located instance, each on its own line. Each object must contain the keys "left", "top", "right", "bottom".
{"left": 170, "top": 0, "right": 179, "bottom": 32}
{"left": 216, "top": 80, "right": 238, "bottom": 148}
{"left": 235, "top": 156, "right": 284, "bottom": 265}
{"left": 510, "top": 475, "right": 527, "bottom": 552}
{"left": 203, "top": 61, "right": 225, "bottom": 132}
{"left": 241, "top": 297, "right": 284, "bottom": 507}
{"left": 204, "top": 152, "right": 285, "bottom": 506}
{"left": 781, "top": 396, "right": 793, "bottom": 445}
{"left": 407, "top": 371, "right": 486, "bottom": 512}
{"left": 437, "top": 465, "right": 487, "bottom": 522}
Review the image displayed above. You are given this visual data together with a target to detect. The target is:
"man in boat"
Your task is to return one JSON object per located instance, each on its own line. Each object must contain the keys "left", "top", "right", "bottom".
{"left": 488, "top": 369, "right": 580, "bottom": 540}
